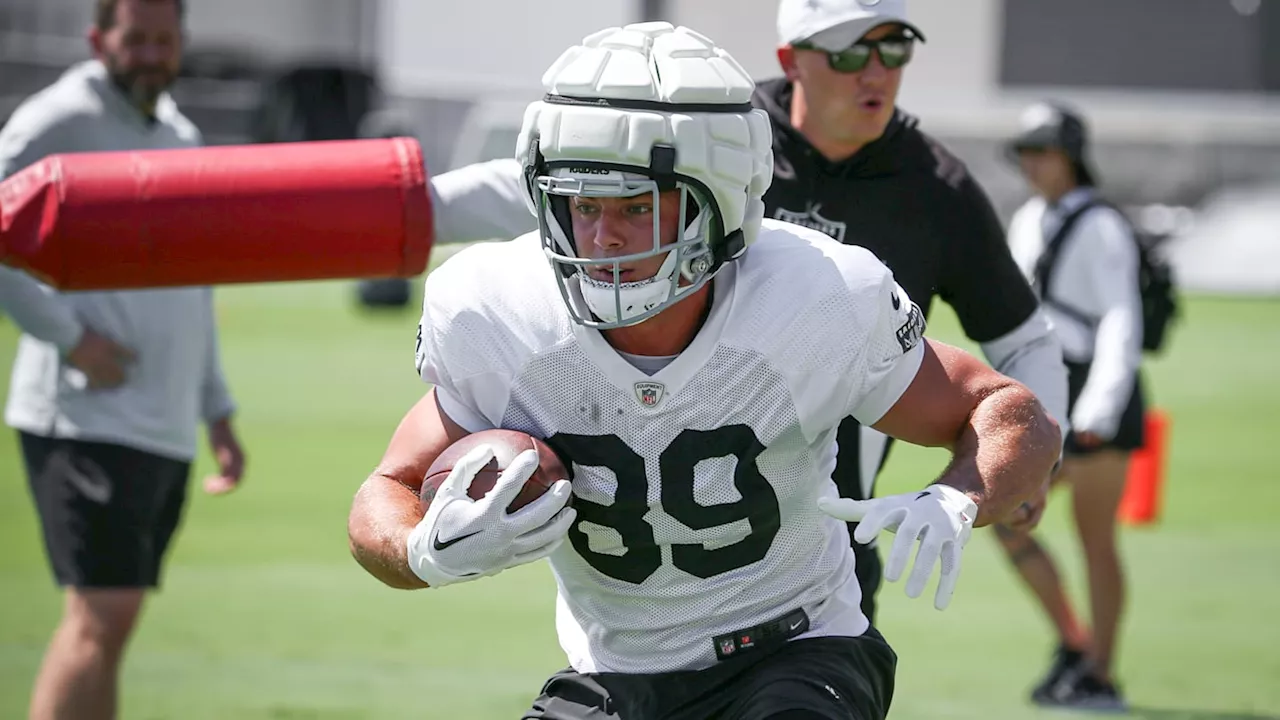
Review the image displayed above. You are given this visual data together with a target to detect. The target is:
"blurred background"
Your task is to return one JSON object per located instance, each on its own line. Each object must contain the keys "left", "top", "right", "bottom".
{"left": 1, "top": 1, "right": 1278, "bottom": 718}
{"left": 5, "top": 0, "right": 1278, "bottom": 292}
{"left": 4, "top": 0, "right": 1279, "bottom": 292}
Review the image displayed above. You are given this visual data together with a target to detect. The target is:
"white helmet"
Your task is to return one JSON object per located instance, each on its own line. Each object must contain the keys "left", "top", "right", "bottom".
{"left": 516, "top": 22, "right": 774, "bottom": 329}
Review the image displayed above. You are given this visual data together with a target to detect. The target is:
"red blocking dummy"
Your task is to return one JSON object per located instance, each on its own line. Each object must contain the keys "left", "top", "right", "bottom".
{"left": 0, "top": 138, "right": 433, "bottom": 290}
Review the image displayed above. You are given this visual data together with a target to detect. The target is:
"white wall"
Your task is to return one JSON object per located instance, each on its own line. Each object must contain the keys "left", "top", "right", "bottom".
{"left": 382, "top": 0, "right": 1280, "bottom": 145}
{"left": 673, "top": 0, "right": 1280, "bottom": 143}
{"left": 378, "top": 0, "right": 636, "bottom": 101}
{"left": 186, "top": 0, "right": 368, "bottom": 63}
{"left": 668, "top": 0, "right": 779, "bottom": 81}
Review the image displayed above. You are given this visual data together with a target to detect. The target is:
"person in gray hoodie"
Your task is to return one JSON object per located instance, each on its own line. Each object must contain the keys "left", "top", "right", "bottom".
{"left": 0, "top": 2, "right": 245, "bottom": 718}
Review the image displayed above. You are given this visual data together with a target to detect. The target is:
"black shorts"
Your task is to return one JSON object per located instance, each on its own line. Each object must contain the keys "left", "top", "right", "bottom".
{"left": 1064, "top": 360, "right": 1147, "bottom": 456}
{"left": 524, "top": 629, "right": 897, "bottom": 720}
{"left": 20, "top": 432, "right": 192, "bottom": 588}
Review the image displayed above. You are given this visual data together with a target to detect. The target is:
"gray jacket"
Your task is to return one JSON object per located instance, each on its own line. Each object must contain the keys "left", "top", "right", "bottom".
{"left": 1, "top": 60, "right": 235, "bottom": 461}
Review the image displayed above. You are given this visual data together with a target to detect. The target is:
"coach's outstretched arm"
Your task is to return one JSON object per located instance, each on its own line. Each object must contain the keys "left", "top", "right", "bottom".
{"left": 430, "top": 159, "right": 535, "bottom": 245}
{"left": 347, "top": 389, "right": 575, "bottom": 590}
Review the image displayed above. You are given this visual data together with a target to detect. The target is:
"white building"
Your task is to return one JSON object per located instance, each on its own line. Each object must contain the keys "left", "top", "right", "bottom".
{"left": 4, "top": 0, "right": 1276, "bottom": 291}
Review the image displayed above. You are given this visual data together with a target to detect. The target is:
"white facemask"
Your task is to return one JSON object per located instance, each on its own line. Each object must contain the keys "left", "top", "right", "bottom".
{"left": 577, "top": 250, "right": 681, "bottom": 325}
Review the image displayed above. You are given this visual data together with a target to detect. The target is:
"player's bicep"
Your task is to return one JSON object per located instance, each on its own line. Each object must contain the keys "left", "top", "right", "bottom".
{"left": 870, "top": 339, "right": 1017, "bottom": 448}
{"left": 373, "top": 388, "right": 472, "bottom": 492}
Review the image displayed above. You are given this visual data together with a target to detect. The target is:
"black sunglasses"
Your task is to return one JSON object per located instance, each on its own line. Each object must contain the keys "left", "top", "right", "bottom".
{"left": 793, "top": 35, "right": 915, "bottom": 73}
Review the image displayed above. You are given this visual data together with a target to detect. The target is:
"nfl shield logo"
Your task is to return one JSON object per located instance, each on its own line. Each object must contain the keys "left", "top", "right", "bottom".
{"left": 634, "top": 381, "right": 665, "bottom": 408}
{"left": 719, "top": 637, "right": 736, "bottom": 656}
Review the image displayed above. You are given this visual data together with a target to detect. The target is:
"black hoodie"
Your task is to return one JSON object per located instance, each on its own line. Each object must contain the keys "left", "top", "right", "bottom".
{"left": 752, "top": 77, "right": 1038, "bottom": 342}
{"left": 752, "top": 78, "right": 1043, "bottom": 517}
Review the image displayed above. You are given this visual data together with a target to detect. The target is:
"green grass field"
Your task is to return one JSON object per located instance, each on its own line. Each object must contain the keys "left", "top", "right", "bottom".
{"left": 2, "top": 249, "right": 1278, "bottom": 719}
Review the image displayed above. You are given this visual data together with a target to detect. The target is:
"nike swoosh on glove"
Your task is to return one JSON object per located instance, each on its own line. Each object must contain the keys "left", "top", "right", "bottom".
{"left": 406, "top": 444, "right": 575, "bottom": 588}
{"left": 818, "top": 484, "right": 977, "bottom": 611}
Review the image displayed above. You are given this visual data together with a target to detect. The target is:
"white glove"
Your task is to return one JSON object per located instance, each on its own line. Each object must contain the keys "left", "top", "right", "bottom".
{"left": 818, "top": 484, "right": 977, "bottom": 611}
{"left": 406, "top": 444, "right": 576, "bottom": 588}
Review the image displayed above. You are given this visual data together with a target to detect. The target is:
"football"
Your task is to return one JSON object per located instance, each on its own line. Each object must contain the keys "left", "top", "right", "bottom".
{"left": 420, "top": 429, "right": 570, "bottom": 514}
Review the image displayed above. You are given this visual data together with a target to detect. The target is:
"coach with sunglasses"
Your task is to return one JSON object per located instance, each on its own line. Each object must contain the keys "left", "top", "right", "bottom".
{"left": 759, "top": 0, "right": 1069, "bottom": 622}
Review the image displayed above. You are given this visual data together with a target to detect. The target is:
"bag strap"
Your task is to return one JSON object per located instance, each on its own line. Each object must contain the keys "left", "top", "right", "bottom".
{"left": 1033, "top": 199, "right": 1105, "bottom": 327}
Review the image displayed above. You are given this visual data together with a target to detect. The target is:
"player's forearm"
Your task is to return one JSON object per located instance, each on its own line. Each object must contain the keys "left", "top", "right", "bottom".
{"left": 348, "top": 476, "right": 430, "bottom": 590}
{"left": 936, "top": 383, "right": 1061, "bottom": 527}
{"left": 978, "top": 309, "right": 1070, "bottom": 442}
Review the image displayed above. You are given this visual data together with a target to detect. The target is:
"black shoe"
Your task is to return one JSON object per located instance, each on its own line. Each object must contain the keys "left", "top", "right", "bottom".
{"left": 1057, "top": 673, "right": 1129, "bottom": 713}
{"left": 1059, "top": 671, "right": 1131, "bottom": 712}
{"left": 1030, "top": 645, "right": 1087, "bottom": 705}
{"left": 356, "top": 278, "right": 412, "bottom": 309}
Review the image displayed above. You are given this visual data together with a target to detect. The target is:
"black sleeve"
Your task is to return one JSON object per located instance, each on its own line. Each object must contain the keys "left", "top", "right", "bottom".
{"left": 937, "top": 175, "right": 1041, "bottom": 343}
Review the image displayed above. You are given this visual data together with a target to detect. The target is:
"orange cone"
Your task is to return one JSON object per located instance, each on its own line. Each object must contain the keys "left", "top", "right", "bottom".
{"left": 1118, "top": 409, "right": 1169, "bottom": 525}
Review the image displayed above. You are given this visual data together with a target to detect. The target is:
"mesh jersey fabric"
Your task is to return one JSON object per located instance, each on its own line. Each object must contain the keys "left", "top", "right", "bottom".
{"left": 415, "top": 219, "right": 924, "bottom": 673}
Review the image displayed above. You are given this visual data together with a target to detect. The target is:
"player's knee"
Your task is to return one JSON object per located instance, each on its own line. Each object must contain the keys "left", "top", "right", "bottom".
{"left": 993, "top": 521, "right": 1028, "bottom": 547}
{"left": 63, "top": 588, "right": 145, "bottom": 651}
{"left": 994, "top": 524, "right": 1050, "bottom": 567}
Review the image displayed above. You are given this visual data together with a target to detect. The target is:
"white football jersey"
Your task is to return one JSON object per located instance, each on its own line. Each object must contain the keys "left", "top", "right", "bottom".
{"left": 415, "top": 219, "right": 926, "bottom": 674}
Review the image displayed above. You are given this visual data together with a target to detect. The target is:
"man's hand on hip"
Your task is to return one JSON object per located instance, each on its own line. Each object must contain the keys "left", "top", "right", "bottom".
{"left": 65, "top": 327, "right": 136, "bottom": 390}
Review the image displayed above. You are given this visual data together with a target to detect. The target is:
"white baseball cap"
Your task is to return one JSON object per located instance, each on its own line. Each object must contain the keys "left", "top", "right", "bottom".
{"left": 777, "top": 0, "right": 925, "bottom": 51}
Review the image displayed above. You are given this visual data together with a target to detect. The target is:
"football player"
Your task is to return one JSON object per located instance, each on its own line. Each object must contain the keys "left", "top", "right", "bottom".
{"left": 413, "top": 0, "right": 1072, "bottom": 629}
{"left": 348, "top": 22, "right": 1060, "bottom": 720}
